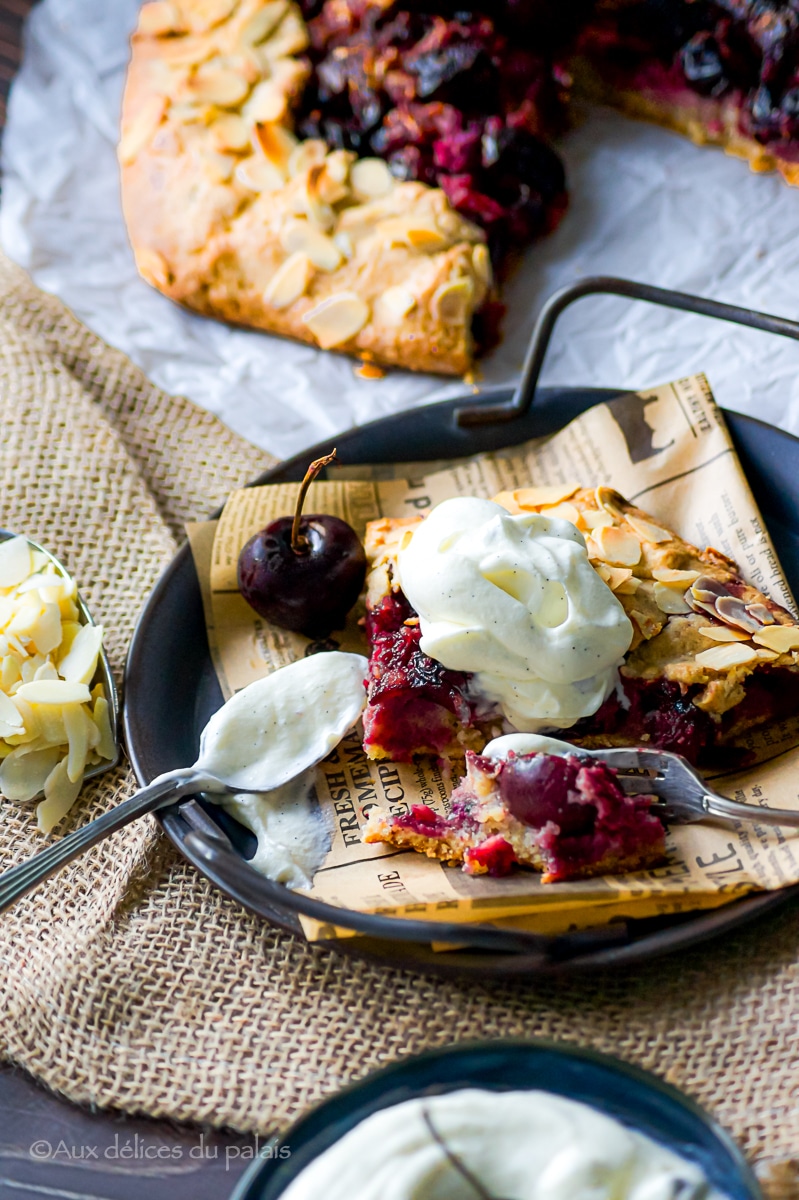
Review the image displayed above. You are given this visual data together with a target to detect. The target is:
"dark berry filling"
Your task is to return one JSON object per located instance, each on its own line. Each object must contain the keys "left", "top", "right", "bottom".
{"left": 363, "top": 589, "right": 474, "bottom": 758}
{"left": 294, "top": 1, "right": 575, "bottom": 270}
{"left": 420, "top": 751, "right": 665, "bottom": 880}
{"left": 583, "top": 0, "right": 799, "bottom": 150}
{"left": 495, "top": 751, "right": 664, "bottom": 881}
{"left": 575, "top": 669, "right": 799, "bottom": 765}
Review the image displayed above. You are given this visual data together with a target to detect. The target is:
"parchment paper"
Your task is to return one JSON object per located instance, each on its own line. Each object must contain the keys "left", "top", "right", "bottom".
{"left": 5, "top": 0, "right": 799, "bottom": 458}
{"left": 187, "top": 375, "right": 799, "bottom": 941}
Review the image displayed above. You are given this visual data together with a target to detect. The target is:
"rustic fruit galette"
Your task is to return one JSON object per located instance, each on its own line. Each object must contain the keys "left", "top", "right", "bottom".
{"left": 362, "top": 485, "right": 799, "bottom": 766}
{"left": 120, "top": 0, "right": 799, "bottom": 375}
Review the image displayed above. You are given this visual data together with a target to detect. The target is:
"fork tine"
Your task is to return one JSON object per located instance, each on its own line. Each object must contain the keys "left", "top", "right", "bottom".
{"left": 586, "top": 746, "right": 673, "bottom": 772}
{"left": 615, "top": 775, "right": 662, "bottom": 795}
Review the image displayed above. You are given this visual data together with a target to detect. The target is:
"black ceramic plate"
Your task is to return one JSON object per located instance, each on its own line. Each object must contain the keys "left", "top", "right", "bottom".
{"left": 227, "top": 1040, "right": 762, "bottom": 1200}
{"left": 124, "top": 383, "right": 799, "bottom": 978}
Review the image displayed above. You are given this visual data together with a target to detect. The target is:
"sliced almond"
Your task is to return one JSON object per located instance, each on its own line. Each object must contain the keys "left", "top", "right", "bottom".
{"left": 210, "top": 113, "right": 250, "bottom": 152}
{"left": 184, "top": 0, "right": 238, "bottom": 34}
{"left": 233, "top": 154, "right": 283, "bottom": 192}
{"left": 596, "top": 565, "right": 633, "bottom": 591}
{"left": 134, "top": 247, "right": 172, "bottom": 289}
{"left": 471, "top": 243, "right": 492, "bottom": 287}
{"left": 36, "top": 757, "right": 83, "bottom": 833}
{"left": 157, "top": 34, "right": 218, "bottom": 67}
{"left": 0, "top": 537, "right": 32, "bottom": 589}
{"left": 653, "top": 582, "right": 692, "bottom": 614}
{"left": 615, "top": 577, "right": 641, "bottom": 595}
{"left": 169, "top": 101, "right": 217, "bottom": 125}
{"left": 281, "top": 219, "right": 342, "bottom": 272}
{"left": 138, "top": 1, "right": 184, "bottom": 37}
{"left": 259, "top": 7, "right": 309, "bottom": 58}
{"left": 652, "top": 568, "right": 702, "bottom": 585}
{"left": 287, "top": 138, "right": 327, "bottom": 179}
{"left": 541, "top": 501, "right": 580, "bottom": 526}
{"left": 324, "top": 149, "right": 355, "bottom": 186}
{"left": 510, "top": 484, "right": 580, "bottom": 509}
{"left": 581, "top": 509, "right": 615, "bottom": 531}
{"left": 58, "top": 624, "right": 103, "bottom": 686}
{"left": 752, "top": 625, "right": 799, "bottom": 653}
{"left": 253, "top": 121, "right": 298, "bottom": 172}
{"left": 746, "top": 602, "right": 775, "bottom": 625}
{"left": 695, "top": 643, "right": 759, "bottom": 670}
{"left": 351, "top": 157, "right": 394, "bottom": 200}
{"left": 92, "top": 694, "right": 116, "bottom": 763}
{"left": 186, "top": 64, "right": 251, "bottom": 108}
{"left": 0, "top": 745, "right": 62, "bottom": 803}
{"left": 594, "top": 486, "right": 627, "bottom": 518}
{"left": 16, "top": 680, "right": 93, "bottom": 706}
{"left": 406, "top": 226, "right": 451, "bottom": 253}
{"left": 755, "top": 648, "right": 780, "bottom": 661}
{"left": 264, "top": 252, "right": 313, "bottom": 309}
{"left": 118, "top": 94, "right": 167, "bottom": 166}
{"left": 238, "top": 0, "right": 289, "bottom": 46}
{"left": 431, "top": 278, "right": 473, "bottom": 325}
{"left": 377, "top": 286, "right": 416, "bottom": 323}
{"left": 197, "top": 146, "right": 236, "bottom": 183}
{"left": 302, "top": 293, "right": 370, "bottom": 349}
{"left": 594, "top": 524, "right": 642, "bottom": 567}
{"left": 235, "top": 156, "right": 285, "bottom": 192}
{"left": 334, "top": 231, "right": 354, "bottom": 260}
{"left": 697, "top": 625, "right": 752, "bottom": 643}
{"left": 243, "top": 79, "right": 288, "bottom": 124}
{"left": 625, "top": 513, "right": 673, "bottom": 544}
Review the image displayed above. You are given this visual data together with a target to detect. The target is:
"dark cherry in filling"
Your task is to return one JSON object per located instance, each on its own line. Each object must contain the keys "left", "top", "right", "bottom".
{"left": 393, "top": 752, "right": 665, "bottom": 879}
{"left": 294, "top": 1, "right": 577, "bottom": 272}
{"left": 586, "top": 0, "right": 799, "bottom": 147}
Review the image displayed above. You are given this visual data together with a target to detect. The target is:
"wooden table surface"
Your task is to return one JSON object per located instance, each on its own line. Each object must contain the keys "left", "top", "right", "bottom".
{"left": 0, "top": 4, "right": 257, "bottom": 1197}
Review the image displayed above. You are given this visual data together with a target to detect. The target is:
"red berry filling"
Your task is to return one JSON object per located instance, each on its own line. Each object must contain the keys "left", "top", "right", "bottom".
{"left": 582, "top": 0, "right": 799, "bottom": 153}
{"left": 363, "top": 589, "right": 476, "bottom": 759}
{"left": 294, "top": 1, "right": 572, "bottom": 272}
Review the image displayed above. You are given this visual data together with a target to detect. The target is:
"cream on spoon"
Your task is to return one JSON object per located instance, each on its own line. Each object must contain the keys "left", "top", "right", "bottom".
{"left": 0, "top": 651, "right": 368, "bottom": 912}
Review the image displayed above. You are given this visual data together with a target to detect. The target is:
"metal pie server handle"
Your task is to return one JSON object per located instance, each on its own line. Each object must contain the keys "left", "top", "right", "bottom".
{"left": 0, "top": 770, "right": 219, "bottom": 914}
{"left": 456, "top": 275, "right": 799, "bottom": 426}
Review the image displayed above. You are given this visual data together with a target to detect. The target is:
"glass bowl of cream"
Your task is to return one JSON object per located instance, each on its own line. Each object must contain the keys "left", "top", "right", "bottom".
{"left": 229, "top": 1041, "right": 760, "bottom": 1200}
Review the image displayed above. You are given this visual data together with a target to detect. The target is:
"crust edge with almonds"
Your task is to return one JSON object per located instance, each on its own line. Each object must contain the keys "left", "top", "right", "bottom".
{"left": 362, "top": 485, "right": 799, "bottom": 765}
{"left": 119, "top": 0, "right": 492, "bottom": 376}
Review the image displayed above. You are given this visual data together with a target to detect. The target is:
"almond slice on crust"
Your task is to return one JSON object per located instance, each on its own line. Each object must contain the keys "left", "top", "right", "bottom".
{"left": 594, "top": 524, "right": 642, "bottom": 567}
{"left": 697, "top": 625, "right": 752, "bottom": 643}
{"left": 753, "top": 625, "right": 799, "bottom": 653}
{"left": 625, "top": 513, "right": 673, "bottom": 543}
{"left": 695, "top": 643, "right": 759, "bottom": 670}
{"left": 302, "top": 293, "right": 370, "bottom": 349}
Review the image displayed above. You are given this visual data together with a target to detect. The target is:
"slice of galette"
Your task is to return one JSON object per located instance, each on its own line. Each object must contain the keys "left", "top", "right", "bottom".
{"left": 362, "top": 486, "right": 799, "bottom": 765}
{"left": 362, "top": 747, "right": 666, "bottom": 882}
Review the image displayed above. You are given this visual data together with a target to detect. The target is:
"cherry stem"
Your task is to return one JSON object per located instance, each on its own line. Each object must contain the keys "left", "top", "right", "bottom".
{"left": 291, "top": 448, "right": 338, "bottom": 554}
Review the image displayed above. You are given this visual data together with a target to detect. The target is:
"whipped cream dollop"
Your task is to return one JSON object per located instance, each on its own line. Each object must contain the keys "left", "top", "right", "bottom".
{"left": 397, "top": 498, "right": 633, "bottom": 731}
{"left": 195, "top": 652, "right": 367, "bottom": 885}
{"left": 278, "top": 1088, "right": 725, "bottom": 1200}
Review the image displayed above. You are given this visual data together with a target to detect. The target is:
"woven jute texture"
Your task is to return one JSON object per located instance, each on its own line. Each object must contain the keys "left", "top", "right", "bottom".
{"left": 0, "top": 250, "right": 796, "bottom": 1197}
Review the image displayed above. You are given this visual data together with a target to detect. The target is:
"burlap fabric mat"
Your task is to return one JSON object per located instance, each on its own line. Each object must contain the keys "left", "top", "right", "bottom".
{"left": 0, "top": 249, "right": 796, "bottom": 1197}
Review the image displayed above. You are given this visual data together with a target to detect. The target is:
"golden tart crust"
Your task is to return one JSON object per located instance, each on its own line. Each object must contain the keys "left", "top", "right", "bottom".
{"left": 118, "top": 0, "right": 491, "bottom": 375}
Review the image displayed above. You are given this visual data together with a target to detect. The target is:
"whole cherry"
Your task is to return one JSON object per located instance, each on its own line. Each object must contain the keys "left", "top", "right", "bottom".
{"left": 237, "top": 449, "right": 366, "bottom": 638}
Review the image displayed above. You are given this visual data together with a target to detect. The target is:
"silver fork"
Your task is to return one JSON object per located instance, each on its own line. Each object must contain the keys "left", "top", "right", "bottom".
{"left": 587, "top": 747, "right": 799, "bottom": 828}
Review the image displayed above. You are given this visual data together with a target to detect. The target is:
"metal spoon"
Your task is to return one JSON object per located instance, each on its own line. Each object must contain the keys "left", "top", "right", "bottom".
{"left": 0, "top": 766, "right": 254, "bottom": 913}
{"left": 0, "top": 650, "right": 368, "bottom": 914}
